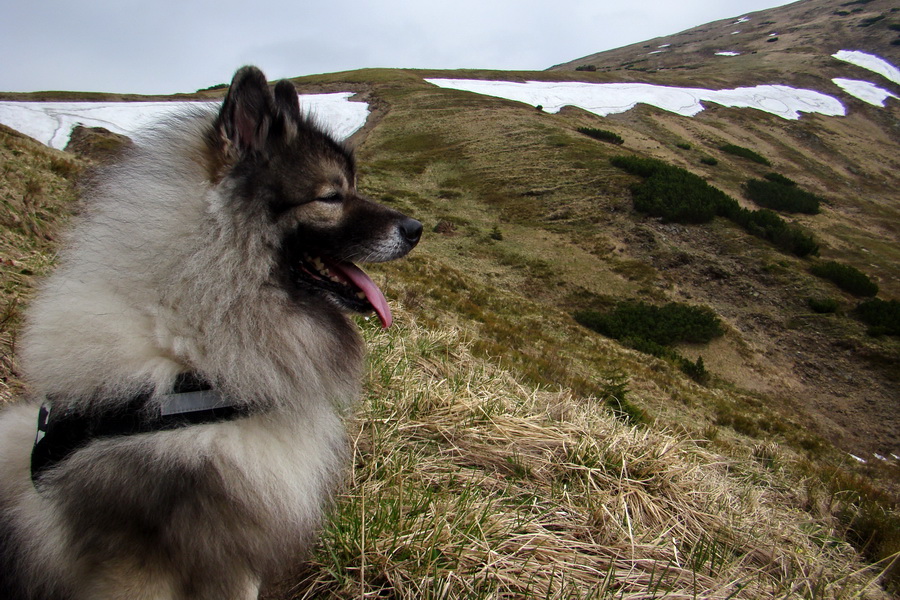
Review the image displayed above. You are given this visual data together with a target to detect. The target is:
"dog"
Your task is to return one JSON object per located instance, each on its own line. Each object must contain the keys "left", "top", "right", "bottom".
{"left": 0, "top": 66, "right": 421, "bottom": 600}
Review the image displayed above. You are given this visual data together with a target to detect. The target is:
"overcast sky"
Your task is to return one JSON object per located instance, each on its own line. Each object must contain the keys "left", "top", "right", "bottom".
{"left": 3, "top": 0, "right": 794, "bottom": 95}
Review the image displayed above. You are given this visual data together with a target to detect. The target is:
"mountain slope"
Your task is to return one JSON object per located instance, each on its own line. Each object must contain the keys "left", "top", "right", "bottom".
{"left": 549, "top": 0, "right": 900, "bottom": 83}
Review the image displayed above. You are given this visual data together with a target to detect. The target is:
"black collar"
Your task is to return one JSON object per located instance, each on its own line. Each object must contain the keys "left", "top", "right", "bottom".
{"left": 31, "top": 373, "right": 242, "bottom": 485}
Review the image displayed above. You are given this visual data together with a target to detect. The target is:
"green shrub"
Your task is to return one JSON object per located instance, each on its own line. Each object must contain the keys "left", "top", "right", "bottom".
{"left": 744, "top": 178, "right": 821, "bottom": 214}
{"left": 610, "top": 155, "right": 730, "bottom": 223}
{"left": 596, "top": 373, "right": 646, "bottom": 425}
{"left": 574, "top": 301, "right": 724, "bottom": 347}
{"left": 855, "top": 298, "right": 900, "bottom": 336}
{"left": 610, "top": 155, "right": 818, "bottom": 257}
{"left": 720, "top": 144, "right": 771, "bottom": 166}
{"left": 576, "top": 303, "right": 720, "bottom": 385}
{"left": 675, "top": 142, "right": 692, "bottom": 150}
{"left": 700, "top": 157, "right": 718, "bottom": 166}
{"left": 763, "top": 172, "right": 796, "bottom": 186}
{"left": 575, "top": 64, "right": 597, "bottom": 72}
{"left": 808, "top": 297, "right": 839, "bottom": 313}
{"left": 858, "top": 15, "right": 885, "bottom": 27}
{"left": 722, "top": 205, "right": 819, "bottom": 257}
{"left": 630, "top": 169, "right": 724, "bottom": 223}
{"left": 679, "top": 355, "right": 710, "bottom": 385}
{"left": 610, "top": 155, "right": 664, "bottom": 178}
{"left": 810, "top": 261, "right": 878, "bottom": 297}
{"left": 577, "top": 127, "right": 624, "bottom": 145}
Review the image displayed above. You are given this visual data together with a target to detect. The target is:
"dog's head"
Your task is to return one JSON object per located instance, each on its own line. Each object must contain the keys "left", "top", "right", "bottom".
{"left": 208, "top": 66, "right": 421, "bottom": 328}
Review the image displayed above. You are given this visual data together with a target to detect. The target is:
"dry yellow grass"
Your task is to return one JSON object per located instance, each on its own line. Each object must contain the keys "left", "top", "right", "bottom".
{"left": 0, "top": 124, "right": 82, "bottom": 403}
{"left": 281, "top": 312, "right": 892, "bottom": 599}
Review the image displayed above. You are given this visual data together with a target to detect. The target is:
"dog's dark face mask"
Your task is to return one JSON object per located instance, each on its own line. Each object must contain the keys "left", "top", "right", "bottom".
{"left": 209, "top": 66, "right": 421, "bottom": 327}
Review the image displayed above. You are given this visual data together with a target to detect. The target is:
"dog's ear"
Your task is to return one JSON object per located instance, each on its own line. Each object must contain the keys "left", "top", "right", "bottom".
{"left": 274, "top": 80, "right": 302, "bottom": 121}
{"left": 215, "top": 66, "right": 276, "bottom": 156}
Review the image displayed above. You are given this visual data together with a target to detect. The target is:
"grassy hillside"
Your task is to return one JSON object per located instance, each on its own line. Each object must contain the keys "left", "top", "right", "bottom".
{"left": 294, "top": 67, "right": 899, "bottom": 596}
{"left": 0, "top": 124, "right": 82, "bottom": 402}
{"left": 2, "top": 60, "right": 899, "bottom": 600}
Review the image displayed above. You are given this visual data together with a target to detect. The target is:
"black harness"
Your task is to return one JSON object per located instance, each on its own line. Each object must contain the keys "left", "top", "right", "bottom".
{"left": 31, "top": 373, "right": 243, "bottom": 485}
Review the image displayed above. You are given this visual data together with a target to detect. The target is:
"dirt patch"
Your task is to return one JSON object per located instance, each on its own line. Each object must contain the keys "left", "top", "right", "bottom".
{"left": 635, "top": 218, "right": 900, "bottom": 458}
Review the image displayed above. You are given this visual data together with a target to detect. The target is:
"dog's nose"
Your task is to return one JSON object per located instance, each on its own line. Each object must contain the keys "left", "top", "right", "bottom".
{"left": 400, "top": 218, "right": 423, "bottom": 247}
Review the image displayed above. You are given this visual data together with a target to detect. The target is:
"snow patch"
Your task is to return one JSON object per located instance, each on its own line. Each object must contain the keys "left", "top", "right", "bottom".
{"left": 425, "top": 79, "right": 845, "bottom": 121}
{"left": 0, "top": 93, "right": 369, "bottom": 150}
{"left": 849, "top": 453, "right": 867, "bottom": 464}
{"left": 832, "top": 78, "right": 900, "bottom": 107}
{"left": 832, "top": 50, "right": 900, "bottom": 86}
{"left": 716, "top": 52, "right": 741, "bottom": 57}
{"left": 734, "top": 16, "right": 751, "bottom": 24}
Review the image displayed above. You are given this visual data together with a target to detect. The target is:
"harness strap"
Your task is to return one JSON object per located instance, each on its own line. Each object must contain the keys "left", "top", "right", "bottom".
{"left": 30, "top": 374, "right": 242, "bottom": 486}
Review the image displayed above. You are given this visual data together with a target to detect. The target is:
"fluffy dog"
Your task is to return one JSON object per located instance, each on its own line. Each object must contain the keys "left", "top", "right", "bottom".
{"left": 0, "top": 66, "right": 421, "bottom": 600}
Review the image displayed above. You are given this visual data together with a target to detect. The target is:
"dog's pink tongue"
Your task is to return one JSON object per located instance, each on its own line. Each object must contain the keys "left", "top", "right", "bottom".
{"left": 330, "top": 261, "right": 393, "bottom": 328}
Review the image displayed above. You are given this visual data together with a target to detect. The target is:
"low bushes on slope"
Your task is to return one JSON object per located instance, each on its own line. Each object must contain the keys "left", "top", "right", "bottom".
{"left": 577, "top": 127, "right": 624, "bottom": 145}
{"left": 574, "top": 301, "right": 722, "bottom": 383}
{"left": 811, "top": 260, "right": 879, "bottom": 297}
{"left": 574, "top": 301, "right": 723, "bottom": 346}
{"left": 744, "top": 177, "right": 822, "bottom": 214}
{"left": 610, "top": 155, "right": 819, "bottom": 257}
{"left": 720, "top": 143, "right": 771, "bottom": 166}
{"left": 855, "top": 298, "right": 900, "bottom": 336}
{"left": 609, "top": 155, "right": 729, "bottom": 223}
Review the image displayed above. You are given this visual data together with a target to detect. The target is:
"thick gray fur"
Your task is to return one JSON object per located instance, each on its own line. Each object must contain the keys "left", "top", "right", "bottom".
{"left": 0, "top": 66, "right": 419, "bottom": 600}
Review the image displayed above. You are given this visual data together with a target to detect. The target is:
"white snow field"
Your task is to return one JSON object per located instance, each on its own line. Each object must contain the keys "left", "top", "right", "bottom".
{"left": 425, "top": 50, "right": 899, "bottom": 122}
{"left": 424, "top": 79, "right": 845, "bottom": 120}
{"left": 1, "top": 51, "right": 897, "bottom": 150}
{"left": 832, "top": 50, "right": 900, "bottom": 85}
{"left": 0, "top": 93, "right": 369, "bottom": 150}
{"left": 832, "top": 78, "right": 900, "bottom": 107}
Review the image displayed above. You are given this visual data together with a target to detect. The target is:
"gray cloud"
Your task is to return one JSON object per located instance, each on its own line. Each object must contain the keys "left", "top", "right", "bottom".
{"left": 1, "top": 0, "right": 791, "bottom": 94}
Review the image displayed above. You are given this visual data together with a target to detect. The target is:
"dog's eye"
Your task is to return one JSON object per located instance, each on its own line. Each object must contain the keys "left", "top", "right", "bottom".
{"left": 316, "top": 192, "right": 342, "bottom": 204}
